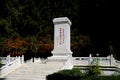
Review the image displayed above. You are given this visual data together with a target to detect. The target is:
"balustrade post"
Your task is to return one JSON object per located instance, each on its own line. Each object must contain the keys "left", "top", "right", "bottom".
{"left": 7, "top": 55, "right": 10, "bottom": 64}
{"left": 21, "top": 55, "right": 24, "bottom": 63}
{"left": 110, "top": 54, "right": 116, "bottom": 66}
{"left": 89, "top": 54, "right": 92, "bottom": 64}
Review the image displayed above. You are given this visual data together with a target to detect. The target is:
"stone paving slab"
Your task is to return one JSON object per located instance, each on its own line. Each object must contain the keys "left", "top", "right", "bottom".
{"left": 2, "top": 61, "right": 66, "bottom": 80}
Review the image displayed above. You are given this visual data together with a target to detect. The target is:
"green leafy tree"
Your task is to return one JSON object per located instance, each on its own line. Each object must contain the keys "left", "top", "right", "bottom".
{"left": 86, "top": 58, "right": 102, "bottom": 76}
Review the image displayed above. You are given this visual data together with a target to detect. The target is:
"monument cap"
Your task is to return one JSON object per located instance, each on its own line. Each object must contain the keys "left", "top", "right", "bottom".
{"left": 53, "top": 17, "right": 71, "bottom": 25}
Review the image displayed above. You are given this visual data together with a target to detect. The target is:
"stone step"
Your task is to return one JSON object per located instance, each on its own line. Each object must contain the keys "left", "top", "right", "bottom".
{"left": 4, "top": 77, "right": 45, "bottom": 80}
{"left": 3, "top": 61, "right": 65, "bottom": 80}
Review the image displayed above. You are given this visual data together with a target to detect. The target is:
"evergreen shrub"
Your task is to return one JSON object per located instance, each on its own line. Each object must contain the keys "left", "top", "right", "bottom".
{"left": 46, "top": 68, "right": 83, "bottom": 80}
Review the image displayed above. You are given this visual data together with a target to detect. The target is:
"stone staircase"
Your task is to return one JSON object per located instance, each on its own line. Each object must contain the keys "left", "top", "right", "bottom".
{"left": 2, "top": 61, "right": 64, "bottom": 80}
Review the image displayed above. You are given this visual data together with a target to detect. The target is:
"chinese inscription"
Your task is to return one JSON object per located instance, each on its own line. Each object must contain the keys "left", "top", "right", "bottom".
{"left": 59, "top": 28, "right": 64, "bottom": 45}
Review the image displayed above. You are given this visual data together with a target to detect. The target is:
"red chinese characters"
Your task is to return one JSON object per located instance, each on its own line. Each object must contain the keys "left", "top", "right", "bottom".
{"left": 59, "top": 28, "right": 64, "bottom": 45}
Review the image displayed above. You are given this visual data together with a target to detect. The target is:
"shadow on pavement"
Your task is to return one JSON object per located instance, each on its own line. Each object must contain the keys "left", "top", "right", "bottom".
{"left": 0, "top": 78, "right": 6, "bottom": 80}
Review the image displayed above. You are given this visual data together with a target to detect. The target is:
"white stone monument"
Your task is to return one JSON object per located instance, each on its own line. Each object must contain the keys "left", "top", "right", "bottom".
{"left": 49, "top": 17, "right": 73, "bottom": 60}
{"left": 48, "top": 17, "right": 73, "bottom": 69}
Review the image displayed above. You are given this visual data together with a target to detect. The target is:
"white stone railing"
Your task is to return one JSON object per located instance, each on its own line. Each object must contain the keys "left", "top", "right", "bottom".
{"left": 73, "top": 54, "right": 119, "bottom": 67}
{"left": 0, "top": 55, "right": 24, "bottom": 77}
{"left": 73, "top": 57, "right": 89, "bottom": 66}
{"left": 73, "top": 55, "right": 120, "bottom": 75}
{"left": 25, "top": 57, "right": 47, "bottom": 63}
{"left": 116, "top": 60, "right": 120, "bottom": 68}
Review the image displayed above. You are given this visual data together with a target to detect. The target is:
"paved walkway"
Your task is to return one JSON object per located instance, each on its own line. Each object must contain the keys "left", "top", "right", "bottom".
{"left": 2, "top": 61, "right": 64, "bottom": 80}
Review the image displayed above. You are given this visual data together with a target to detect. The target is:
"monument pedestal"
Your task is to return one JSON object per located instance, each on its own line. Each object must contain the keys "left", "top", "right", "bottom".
{"left": 52, "top": 45, "right": 72, "bottom": 53}
{"left": 49, "top": 46, "right": 72, "bottom": 62}
{"left": 48, "top": 54, "right": 72, "bottom": 61}
{"left": 48, "top": 55, "right": 73, "bottom": 69}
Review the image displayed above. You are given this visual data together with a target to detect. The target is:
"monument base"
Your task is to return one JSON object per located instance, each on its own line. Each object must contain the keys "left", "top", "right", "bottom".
{"left": 48, "top": 47, "right": 73, "bottom": 67}
{"left": 51, "top": 46, "right": 73, "bottom": 55}
{"left": 48, "top": 54, "right": 71, "bottom": 61}
{"left": 48, "top": 54, "right": 73, "bottom": 69}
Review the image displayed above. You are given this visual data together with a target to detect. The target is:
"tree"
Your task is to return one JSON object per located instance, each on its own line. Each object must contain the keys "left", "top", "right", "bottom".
{"left": 3, "top": 36, "right": 27, "bottom": 56}
{"left": 25, "top": 36, "right": 39, "bottom": 62}
{"left": 86, "top": 58, "right": 102, "bottom": 76}
{"left": 109, "top": 41, "right": 116, "bottom": 59}
{"left": 0, "top": 37, "right": 8, "bottom": 56}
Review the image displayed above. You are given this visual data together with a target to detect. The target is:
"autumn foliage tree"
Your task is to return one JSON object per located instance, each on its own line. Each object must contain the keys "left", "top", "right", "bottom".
{"left": 3, "top": 35, "right": 27, "bottom": 56}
